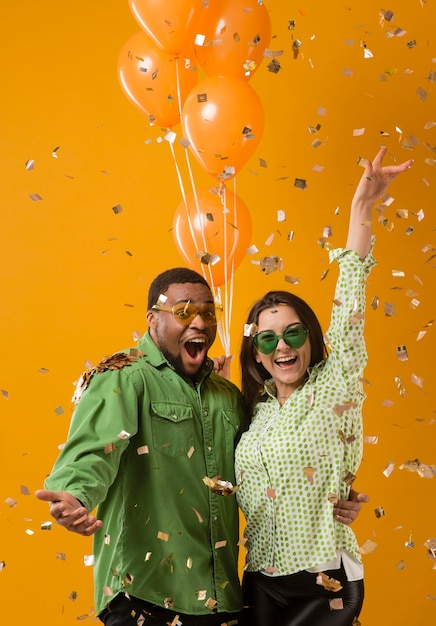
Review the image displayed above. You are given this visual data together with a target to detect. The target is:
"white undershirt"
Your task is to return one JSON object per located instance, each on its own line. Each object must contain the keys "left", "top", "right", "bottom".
{"left": 262, "top": 549, "right": 364, "bottom": 582}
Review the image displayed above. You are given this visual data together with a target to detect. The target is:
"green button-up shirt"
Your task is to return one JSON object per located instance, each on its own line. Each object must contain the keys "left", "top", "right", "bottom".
{"left": 45, "top": 332, "right": 246, "bottom": 616}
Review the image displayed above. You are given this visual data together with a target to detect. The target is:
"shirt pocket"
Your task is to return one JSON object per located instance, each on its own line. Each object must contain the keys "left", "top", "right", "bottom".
{"left": 151, "top": 401, "right": 195, "bottom": 457}
{"left": 222, "top": 409, "right": 240, "bottom": 455}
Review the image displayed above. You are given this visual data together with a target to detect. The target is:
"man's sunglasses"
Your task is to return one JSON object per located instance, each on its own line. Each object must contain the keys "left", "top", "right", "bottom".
{"left": 253, "top": 323, "right": 308, "bottom": 354}
{"left": 152, "top": 300, "right": 222, "bottom": 327}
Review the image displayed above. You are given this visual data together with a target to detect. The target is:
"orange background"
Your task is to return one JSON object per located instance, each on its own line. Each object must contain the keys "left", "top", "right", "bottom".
{"left": 1, "top": 1, "right": 435, "bottom": 623}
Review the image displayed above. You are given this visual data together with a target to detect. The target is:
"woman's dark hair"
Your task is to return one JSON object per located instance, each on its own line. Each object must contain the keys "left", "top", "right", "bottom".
{"left": 240, "top": 290, "right": 327, "bottom": 416}
{"left": 147, "top": 267, "right": 210, "bottom": 311}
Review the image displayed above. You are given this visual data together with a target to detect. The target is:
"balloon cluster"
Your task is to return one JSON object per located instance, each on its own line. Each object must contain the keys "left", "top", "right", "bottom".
{"left": 118, "top": 1, "right": 271, "bottom": 350}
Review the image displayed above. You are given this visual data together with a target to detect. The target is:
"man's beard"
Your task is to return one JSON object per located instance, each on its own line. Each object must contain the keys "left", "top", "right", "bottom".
{"left": 154, "top": 322, "right": 208, "bottom": 379}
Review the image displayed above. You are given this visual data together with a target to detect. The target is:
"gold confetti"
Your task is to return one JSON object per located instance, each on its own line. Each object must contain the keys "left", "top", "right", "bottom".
{"left": 358, "top": 539, "right": 378, "bottom": 554}
{"left": 424, "top": 538, "right": 436, "bottom": 560}
{"left": 364, "top": 435, "right": 378, "bottom": 444}
{"left": 191, "top": 507, "right": 203, "bottom": 523}
{"left": 383, "top": 461, "right": 395, "bottom": 477}
{"left": 328, "top": 492, "right": 339, "bottom": 504}
{"left": 342, "top": 471, "right": 357, "bottom": 486}
{"left": 294, "top": 177, "right": 307, "bottom": 190}
{"left": 203, "top": 476, "right": 239, "bottom": 496}
{"left": 396, "top": 345, "right": 408, "bottom": 361}
{"left": 374, "top": 506, "right": 385, "bottom": 518}
{"left": 394, "top": 376, "right": 407, "bottom": 397}
{"left": 266, "top": 58, "right": 282, "bottom": 74}
{"left": 285, "top": 275, "right": 300, "bottom": 285}
{"left": 316, "top": 572, "right": 342, "bottom": 592}
{"left": 399, "top": 458, "right": 436, "bottom": 478}
{"left": 204, "top": 598, "right": 217, "bottom": 610}
{"left": 411, "top": 373, "right": 424, "bottom": 388}
{"left": 259, "top": 256, "right": 283, "bottom": 274}
{"left": 334, "top": 402, "right": 357, "bottom": 417}
{"left": 320, "top": 269, "right": 329, "bottom": 281}
{"left": 329, "top": 598, "right": 344, "bottom": 610}
{"left": 303, "top": 467, "right": 315, "bottom": 483}
{"left": 157, "top": 531, "right": 169, "bottom": 542}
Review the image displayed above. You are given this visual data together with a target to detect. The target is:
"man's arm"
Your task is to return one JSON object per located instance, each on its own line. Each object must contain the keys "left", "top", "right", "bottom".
{"left": 333, "top": 489, "right": 369, "bottom": 526}
{"left": 35, "top": 489, "right": 103, "bottom": 536}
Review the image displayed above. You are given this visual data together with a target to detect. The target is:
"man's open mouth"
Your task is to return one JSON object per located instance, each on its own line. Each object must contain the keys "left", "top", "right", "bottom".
{"left": 185, "top": 338, "right": 207, "bottom": 361}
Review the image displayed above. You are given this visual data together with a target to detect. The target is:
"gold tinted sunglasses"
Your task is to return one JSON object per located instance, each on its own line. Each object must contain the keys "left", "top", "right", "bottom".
{"left": 152, "top": 300, "right": 222, "bottom": 327}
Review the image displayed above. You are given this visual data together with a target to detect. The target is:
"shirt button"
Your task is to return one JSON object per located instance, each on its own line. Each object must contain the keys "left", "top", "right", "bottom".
{"left": 203, "top": 410, "right": 208, "bottom": 416}
{"left": 173, "top": 415, "right": 178, "bottom": 420}
{"left": 207, "top": 446, "right": 212, "bottom": 452}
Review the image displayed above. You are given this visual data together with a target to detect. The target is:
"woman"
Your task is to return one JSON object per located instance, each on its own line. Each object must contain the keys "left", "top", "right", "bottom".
{"left": 235, "top": 147, "right": 412, "bottom": 626}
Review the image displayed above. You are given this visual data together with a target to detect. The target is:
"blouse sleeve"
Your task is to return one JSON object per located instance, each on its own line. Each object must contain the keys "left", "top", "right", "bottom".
{"left": 323, "top": 236, "right": 377, "bottom": 385}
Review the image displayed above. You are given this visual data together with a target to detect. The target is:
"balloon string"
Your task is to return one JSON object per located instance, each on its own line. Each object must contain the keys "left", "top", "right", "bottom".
{"left": 171, "top": 58, "right": 211, "bottom": 284}
{"left": 168, "top": 141, "right": 206, "bottom": 280}
{"left": 219, "top": 183, "right": 229, "bottom": 290}
{"left": 183, "top": 147, "right": 216, "bottom": 290}
{"left": 218, "top": 184, "right": 230, "bottom": 350}
{"left": 174, "top": 56, "right": 183, "bottom": 124}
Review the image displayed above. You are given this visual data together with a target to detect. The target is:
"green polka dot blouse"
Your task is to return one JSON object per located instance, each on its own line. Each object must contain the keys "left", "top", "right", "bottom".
{"left": 235, "top": 243, "right": 376, "bottom": 575}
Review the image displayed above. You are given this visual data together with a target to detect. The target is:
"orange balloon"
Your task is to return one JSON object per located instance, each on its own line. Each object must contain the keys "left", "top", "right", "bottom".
{"left": 195, "top": 0, "right": 272, "bottom": 80}
{"left": 128, "top": 0, "right": 204, "bottom": 54}
{"left": 181, "top": 75, "right": 264, "bottom": 180}
{"left": 118, "top": 31, "right": 198, "bottom": 128}
{"left": 173, "top": 187, "right": 252, "bottom": 287}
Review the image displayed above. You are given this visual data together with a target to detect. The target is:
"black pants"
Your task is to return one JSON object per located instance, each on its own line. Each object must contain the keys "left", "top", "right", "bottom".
{"left": 242, "top": 563, "right": 364, "bottom": 626}
{"left": 101, "top": 593, "right": 247, "bottom": 626}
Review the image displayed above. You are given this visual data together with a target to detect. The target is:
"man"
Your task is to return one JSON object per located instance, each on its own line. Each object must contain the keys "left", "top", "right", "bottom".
{"left": 36, "top": 267, "right": 367, "bottom": 625}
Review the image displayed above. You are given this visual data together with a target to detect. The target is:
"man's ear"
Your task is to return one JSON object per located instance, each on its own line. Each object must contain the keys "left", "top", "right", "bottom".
{"left": 146, "top": 309, "right": 157, "bottom": 329}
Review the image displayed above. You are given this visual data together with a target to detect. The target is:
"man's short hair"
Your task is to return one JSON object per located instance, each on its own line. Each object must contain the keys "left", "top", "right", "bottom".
{"left": 147, "top": 268, "right": 211, "bottom": 310}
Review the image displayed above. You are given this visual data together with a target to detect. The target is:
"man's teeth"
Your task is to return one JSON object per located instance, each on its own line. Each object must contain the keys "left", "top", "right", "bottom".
{"left": 189, "top": 338, "right": 205, "bottom": 344}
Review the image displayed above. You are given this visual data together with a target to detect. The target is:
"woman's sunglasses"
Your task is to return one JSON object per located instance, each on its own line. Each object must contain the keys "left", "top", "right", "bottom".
{"left": 253, "top": 323, "right": 308, "bottom": 354}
